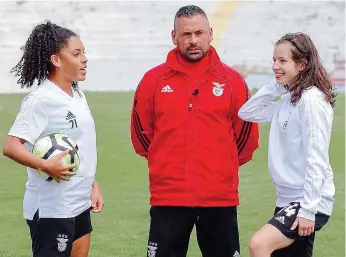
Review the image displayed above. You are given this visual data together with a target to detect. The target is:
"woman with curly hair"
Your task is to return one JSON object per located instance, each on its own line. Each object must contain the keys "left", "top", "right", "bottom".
{"left": 3, "top": 21, "right": 103, "bottom": 257}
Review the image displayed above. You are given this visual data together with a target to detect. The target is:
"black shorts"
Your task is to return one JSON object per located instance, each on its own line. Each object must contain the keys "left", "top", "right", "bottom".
{"left": 26, "top": 208, "right": 93, "bottom": 257}
{"left": 147, "top": 206, "right": 240, "bottom": 257}
{"left": 267, "top": 202, "right": 329, "bottom": 257}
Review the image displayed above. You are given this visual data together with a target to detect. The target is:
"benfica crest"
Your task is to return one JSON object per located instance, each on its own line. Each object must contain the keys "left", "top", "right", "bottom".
{"left": 147, "top": 242, "right": 158, "bottom": 257}
{"left": 57, "top": 234, "right": 69, "bottom": 252}
{"left": 212, "top": 82, "right": 225, "bottom": 97}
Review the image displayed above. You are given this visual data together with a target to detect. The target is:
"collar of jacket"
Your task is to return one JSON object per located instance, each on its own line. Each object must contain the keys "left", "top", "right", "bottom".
{"left": 165, "top": 45, "right": 221, "bottom": 75}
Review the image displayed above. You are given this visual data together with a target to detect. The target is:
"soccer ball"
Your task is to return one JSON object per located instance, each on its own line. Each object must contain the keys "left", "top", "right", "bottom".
{"left": 32, "top": 133, "right": 80, "bottom": 182}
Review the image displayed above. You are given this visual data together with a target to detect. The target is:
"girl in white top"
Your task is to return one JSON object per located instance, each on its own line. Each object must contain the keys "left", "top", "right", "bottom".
{"left": 3, "top": 21, "right": 104, "bottom": 257}
{"left": 238, "top": 33, "right": 336, "bottom": 257}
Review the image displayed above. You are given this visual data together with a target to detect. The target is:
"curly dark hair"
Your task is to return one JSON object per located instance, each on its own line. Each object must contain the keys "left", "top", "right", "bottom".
{"left": 276, "top": 32, "right": 337, "bottom": 107}
{"left": 11, "top": 20, "right": 79, "bottom": 89}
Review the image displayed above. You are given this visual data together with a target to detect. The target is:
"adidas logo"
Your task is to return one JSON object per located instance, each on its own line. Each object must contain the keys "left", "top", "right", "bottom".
{"left": 161, "top": 85, "right": 173, "bottom": 92}
{"left": 233, "top": 250, "right": 240, "bottom": 257}
{"left": 66, "top": 111, "right": 76, "bottom": 120}
{"left": 275, "top": 215, "right": 285, "bottom": 225}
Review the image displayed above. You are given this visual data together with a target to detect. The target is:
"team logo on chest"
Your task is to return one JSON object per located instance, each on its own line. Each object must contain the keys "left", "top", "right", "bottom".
{"left": 212, "top": 82, "right": 225, "bottom": 97}
{"left": 66, "top": 111, "right": 78, "bottom": 129}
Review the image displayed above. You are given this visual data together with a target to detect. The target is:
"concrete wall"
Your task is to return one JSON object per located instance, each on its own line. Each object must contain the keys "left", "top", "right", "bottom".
{"left": 0, "top": 0, "right": 344, "bottom": 93}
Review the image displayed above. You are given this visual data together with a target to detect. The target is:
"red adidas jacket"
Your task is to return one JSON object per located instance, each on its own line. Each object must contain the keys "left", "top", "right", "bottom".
{"left": 131, "top": 46, "right": 259, "bottom": 207}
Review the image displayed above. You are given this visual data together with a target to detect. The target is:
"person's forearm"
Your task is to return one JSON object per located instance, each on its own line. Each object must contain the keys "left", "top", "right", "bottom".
{"left": 93, "top": 179, "right": 99, "bottom": 188}
{"left": 3, "top": 136, "right": 46, "bottom": 171}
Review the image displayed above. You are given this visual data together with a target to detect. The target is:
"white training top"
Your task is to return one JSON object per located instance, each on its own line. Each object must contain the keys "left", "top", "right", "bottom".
{"left": 9, "top": 80, "right": 97, "bottom": 219}
{"left": 238, "top": 81, "right": 335, "bottom": 221}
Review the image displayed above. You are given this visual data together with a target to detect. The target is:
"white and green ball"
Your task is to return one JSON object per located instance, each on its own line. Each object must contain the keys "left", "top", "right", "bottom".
{"left": 32, "top": 133, "right": 80, "bottom": 182}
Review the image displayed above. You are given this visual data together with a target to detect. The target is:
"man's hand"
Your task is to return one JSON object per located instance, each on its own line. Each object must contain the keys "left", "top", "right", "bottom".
{"left": 291, "top": 217, "right": 315, "bottom": 236}
{"left": 91, "top": 181, "right": 104, "bottom": 213}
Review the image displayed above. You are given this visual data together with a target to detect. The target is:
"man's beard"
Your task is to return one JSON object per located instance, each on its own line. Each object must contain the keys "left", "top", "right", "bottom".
{"left": 182, "top": 47, "right": 205, "bottom": 62}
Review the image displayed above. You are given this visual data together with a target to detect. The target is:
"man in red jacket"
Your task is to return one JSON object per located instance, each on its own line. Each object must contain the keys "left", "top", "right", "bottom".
{"left": 131, "top": 5, "right": 259, "bottom": 257}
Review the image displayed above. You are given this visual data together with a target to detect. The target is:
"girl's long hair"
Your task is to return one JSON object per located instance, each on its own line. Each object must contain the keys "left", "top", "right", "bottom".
{"left": 276, "top": 32, "right": 337, "bottom": 107}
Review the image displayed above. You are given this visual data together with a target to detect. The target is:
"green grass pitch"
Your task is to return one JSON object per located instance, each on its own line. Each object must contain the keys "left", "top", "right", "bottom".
{"left": 0, "top": 92, "right": 344, "bottom": 257}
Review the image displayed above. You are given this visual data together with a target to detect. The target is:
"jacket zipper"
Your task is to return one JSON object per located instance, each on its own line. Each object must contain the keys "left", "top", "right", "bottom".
{"left": 166, "top": 62, "right": 218, "bottom": 111}
{"left": 184, "top": 75, "right": 193, "bottom": 110}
